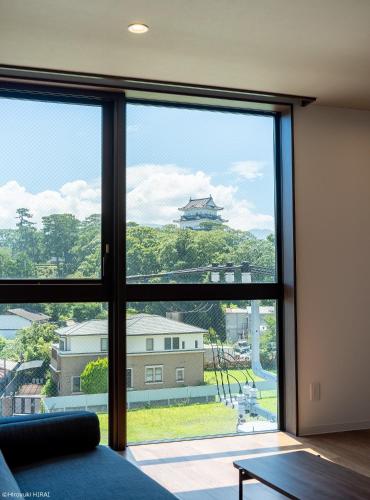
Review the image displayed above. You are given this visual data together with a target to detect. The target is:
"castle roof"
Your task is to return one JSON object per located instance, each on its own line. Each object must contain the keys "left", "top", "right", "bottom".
{"left": 178, "top": 195, "right": 223, "bottom": 211}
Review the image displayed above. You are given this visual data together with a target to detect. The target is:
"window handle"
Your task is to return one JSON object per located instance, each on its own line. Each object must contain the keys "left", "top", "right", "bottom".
{"left": 102, "top": 243, "right": 110, "bottom": 277}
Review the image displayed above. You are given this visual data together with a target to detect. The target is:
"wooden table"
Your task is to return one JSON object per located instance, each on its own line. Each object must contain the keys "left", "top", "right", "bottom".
{"left": 233, "top": 451, "right": 370, "bottom": 499}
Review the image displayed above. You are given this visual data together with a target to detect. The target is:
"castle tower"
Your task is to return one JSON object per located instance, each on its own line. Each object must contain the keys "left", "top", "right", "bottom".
{"left": 174, "top": 195, "right": 227, "bottom": 230}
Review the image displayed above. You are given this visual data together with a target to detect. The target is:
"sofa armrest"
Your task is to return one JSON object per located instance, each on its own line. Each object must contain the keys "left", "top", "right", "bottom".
{"left": 0, "top": 411, "right": 100, "bottom": 467}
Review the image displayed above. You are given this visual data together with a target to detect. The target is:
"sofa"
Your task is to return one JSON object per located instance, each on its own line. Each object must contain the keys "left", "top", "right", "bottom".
{"left": 0, "top": 411, "right": 177, "bottom": 499}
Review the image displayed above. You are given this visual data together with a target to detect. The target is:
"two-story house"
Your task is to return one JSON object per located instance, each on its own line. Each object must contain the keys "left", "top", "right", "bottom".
{"left": 50, "top": 314, "right": 207, "bottom": 396}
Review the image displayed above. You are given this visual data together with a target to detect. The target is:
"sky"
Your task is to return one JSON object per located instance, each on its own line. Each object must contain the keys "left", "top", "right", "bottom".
{"left": 0, "top": 97, "right": 276, "bottom": 231}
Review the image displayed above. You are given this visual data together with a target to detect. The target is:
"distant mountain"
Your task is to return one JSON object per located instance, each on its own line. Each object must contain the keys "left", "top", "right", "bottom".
{"left": 249, "top": 229, "right": 274, "bottom": 239}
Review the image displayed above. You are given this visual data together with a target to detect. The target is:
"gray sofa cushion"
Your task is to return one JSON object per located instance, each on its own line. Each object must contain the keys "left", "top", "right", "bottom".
{"left": 13, "top": 445, "right": 177, "bottom": 500}
{"left": 0, "top": 450, "right": 21, "bottom": 496}
{"left": 0, "top": 411, "right": 100, "bottom": 467}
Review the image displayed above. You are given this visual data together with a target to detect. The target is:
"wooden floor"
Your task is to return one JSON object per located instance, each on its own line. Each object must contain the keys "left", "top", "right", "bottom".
{"left": 123, "top": 430, "right": 370, "bottom": 499}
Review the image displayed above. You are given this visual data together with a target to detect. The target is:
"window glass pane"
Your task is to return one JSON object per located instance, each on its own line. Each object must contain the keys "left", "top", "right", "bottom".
{"left": 72, "top": 376, "right": 81, "bottom": 393}
{"left": 127, "top": 369, "right": 132, "bottom": 389}
{"left": 126, "top": 300, "right": 278, "bottom": 443}
{"left": 172, "top": 337, "right": 179, "bottom": 350}
{"left": 145, "top": 367, "right": 154, "bottom": 382}
{"left": 100, "top": 338, "right": 108, "bottom": 352}
{"left": 0, "top": 302, "right": 108, "bottom": 444}
{"left": 164, "top": 338, "right": 171, "bottom": 350}
{"left": 0, "top": 97, "right": 102, "bottom": 279}
{"left": 126, "top": 103, "right": 276, "bottom": 284}
{"left": 176, "top": 368, "right": 184, "bottom": 382}
{"left": 154, "top": 367, "right": 163, "bottom": 382}
{"left": 146, "top": 338, "right": 154, "bottom": 351}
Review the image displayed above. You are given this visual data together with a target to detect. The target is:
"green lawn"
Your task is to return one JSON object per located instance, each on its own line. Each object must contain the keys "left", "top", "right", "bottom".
{"left": 204, "top": 369, "right": 265, "bottom": 384}
{"left": 98, "top": 413, "right": 109, "bottom": 444}
{"left": 98, "top": 393, "right": 277, "bottom": 444}
{"left": 258, "top": 390, "right": 278, "bottom": 414}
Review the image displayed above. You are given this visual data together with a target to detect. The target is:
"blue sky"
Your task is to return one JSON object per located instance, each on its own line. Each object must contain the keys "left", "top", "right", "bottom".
{"left": 0, "top": 97, "right": 275, "bottom": 230}
{"left": 126, "top": 103, "right": 275, "bottom": 230}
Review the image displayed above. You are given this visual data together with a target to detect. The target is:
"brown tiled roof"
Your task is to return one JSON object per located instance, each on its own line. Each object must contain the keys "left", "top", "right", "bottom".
{"left": 179, "top": 196, "right": 223, "bottom": 211}
{"left": 17, "top": 384, "right": 43, "bottom": 396}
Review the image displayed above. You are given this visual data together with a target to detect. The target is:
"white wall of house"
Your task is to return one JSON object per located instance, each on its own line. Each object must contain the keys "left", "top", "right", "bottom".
{"left": 127, "top": 333, "right": 204, "bottom": 354}
{"left": 294, "top": 104, "right": 370, "bottom": 434}
{"left": 60, "top": 333, "right": 204, "bottom": 355}
{"left": 64, "top": 335, "right": 108, "bottom": 354}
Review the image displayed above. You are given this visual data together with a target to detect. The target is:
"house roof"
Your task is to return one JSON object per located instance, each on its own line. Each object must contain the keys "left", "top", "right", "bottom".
{"left": 8, "top": 308, "right": 50, "bottom": 322}
{"left": 56, "top": 315, "right": 206, "bottom": 337}
{"left": 17, "top": 383, "right": 43, "bottom": 396}
{"left": 127, "top": 314, "right": 207, "bottom": 336}
{"left": 179, "top": 196, "right": 223, "bottom": 211}
{"left": 16, "top": 360, "right": 44, "bottom": 372}
{"left": 56, "top": 320, "right": 108, "bottom": 337}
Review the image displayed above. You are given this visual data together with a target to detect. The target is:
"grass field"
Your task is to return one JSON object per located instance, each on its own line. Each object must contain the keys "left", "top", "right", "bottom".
{"left": 98, "top": 391, "right": 277, "bottom": 444}
{"left": 204, "top": 369, "right": 265, "bottom": 384}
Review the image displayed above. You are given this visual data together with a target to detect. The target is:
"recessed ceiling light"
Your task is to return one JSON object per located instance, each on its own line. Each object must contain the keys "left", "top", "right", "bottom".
{"left": 128, "top": 23, "right": 149, "bottom": 34}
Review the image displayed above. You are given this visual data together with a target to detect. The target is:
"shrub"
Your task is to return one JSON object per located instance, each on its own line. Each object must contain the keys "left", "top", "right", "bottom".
{"left": 81, "top": 357, "right": 108, "bottom": 394}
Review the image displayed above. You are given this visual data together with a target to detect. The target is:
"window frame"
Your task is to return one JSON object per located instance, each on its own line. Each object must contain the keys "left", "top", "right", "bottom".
{"left": 146, "top": 338, "right": 154, "bottom": 351}
{"left": 59, "top": 338, "right": 66, "bottom": 351}
{"left": 101, "top": 337, "right": 108, "bottom": 352}
{"left": 176, "top": 367, "right": 185, "bottom": 383}
{"left": 0, "top": 73, "right": 299, "bottom": 449}
{"left": 145, "top": 365, "right": 163, "bottom": 384}
{"left": 126, "top": 368, "right": 133, "bottom": 389}
{"left": 71, "top": 375, "right": 81, "bottom": 394}
{"left": 0, "top": 82, "right": 115, "bottom": 302}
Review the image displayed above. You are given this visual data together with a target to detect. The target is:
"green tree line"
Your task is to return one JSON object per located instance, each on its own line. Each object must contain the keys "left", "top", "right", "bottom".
{"left": 0, "top": 208, "right": 100, "bottom": 278}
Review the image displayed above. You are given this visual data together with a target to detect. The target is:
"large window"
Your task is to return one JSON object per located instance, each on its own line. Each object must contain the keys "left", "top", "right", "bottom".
{"left": 0, "top": 301, "right": 108, "bottom": 444}
{"left": 126, "top": 103, "right": 276, "bottom": 284}
{"left": 125, "top": 101, "right": 281, "bottom": 444}
{"left": 0, "top": 76, "right": 297, "bottom": 450}
{"left": 0, "top": 97, "right": 103, "bottom": 280}
{"left": 126, "top": 300, "right": 277, "bottom": 443}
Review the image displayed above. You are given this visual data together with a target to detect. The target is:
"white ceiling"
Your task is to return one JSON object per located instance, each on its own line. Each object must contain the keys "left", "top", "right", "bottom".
{"left": 0, "top": 0, "right": 369, "bottom": 109}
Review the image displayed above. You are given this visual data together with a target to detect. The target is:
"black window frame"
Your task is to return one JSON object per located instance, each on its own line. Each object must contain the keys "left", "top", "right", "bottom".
{"left": 0, "top": 81, "right": 115, "bottom": 301}
{"left": 0, "top": 71, "right": 301, "bottom": 449}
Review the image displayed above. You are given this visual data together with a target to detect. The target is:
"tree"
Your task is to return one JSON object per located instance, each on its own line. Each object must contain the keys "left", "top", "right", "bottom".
{"left": 43, "top": 303, "right": 73, "bottom": 323}
{"left": 41, "top": 374, "right": 58, "bottom": 397}
{"left": 81, "top": 357, "right": 108, "bottom": 394}
{"left": 13, "top": 323, "right": 58, "bottom": 362}
{"left": 0, "top": 335, "right": 6, "bottom": 356}
{"left": 0, "top": 248, "right": 14, "bottom": 279}
{"left": 70, "top": 214, "right": 101, "bottom": 278}
{"left": 42, "top": 214, "right": 80, "bottom": 276}
{"left": 260, "top": 314, "right": 277, "bottom": 371}
{"left": 72, "top": 303, "right": 107, "bottom": 322}
{"left": 15, "top": 208, "right": 41, "bottom": 262}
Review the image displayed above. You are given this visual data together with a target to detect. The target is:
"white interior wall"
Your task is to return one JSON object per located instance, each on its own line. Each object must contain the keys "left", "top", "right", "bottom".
{"left": 294, "top": 104, "right": 370, "bottom": 434}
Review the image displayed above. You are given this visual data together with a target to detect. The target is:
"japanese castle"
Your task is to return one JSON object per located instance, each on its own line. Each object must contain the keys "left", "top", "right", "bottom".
{"left": 174, "top": 195, "right": 227, "bottom": 230}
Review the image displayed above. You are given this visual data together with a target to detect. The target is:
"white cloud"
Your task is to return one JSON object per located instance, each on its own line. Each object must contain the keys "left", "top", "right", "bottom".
{"left": 0, "top": 164, "right": 274, "bottom": 231}
{"left": 127, "top": 164, "right": 274, "bottom": 231}
{"left": 230, "top": 161, "right": 265, "bottom": 180}
{"left": 0, "top": 180, "right": 101, "bottom": 228}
